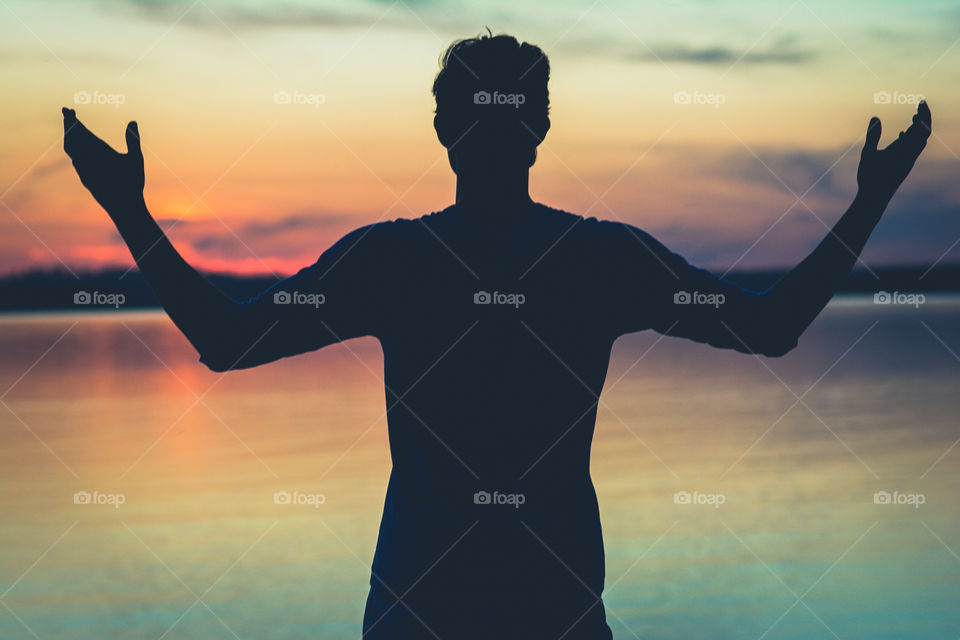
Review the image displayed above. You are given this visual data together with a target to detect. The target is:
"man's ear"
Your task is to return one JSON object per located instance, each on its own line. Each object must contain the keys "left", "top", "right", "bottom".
{"left": 434, "top": 114, "right": 453, "bottom": 149}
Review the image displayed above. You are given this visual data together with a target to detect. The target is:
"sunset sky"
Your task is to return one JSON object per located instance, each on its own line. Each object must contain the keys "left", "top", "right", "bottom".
{"left": 1, "top": 0, "right": 958, "bottom": 277}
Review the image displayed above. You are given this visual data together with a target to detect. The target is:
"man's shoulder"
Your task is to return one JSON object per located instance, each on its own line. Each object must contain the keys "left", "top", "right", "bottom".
{"left": 535, "top": 205, "right": 657, "bottom": 246}
{"left": 343, "top": 204, "right": 658, "bottom": 248}
{"left": 365, "top": 207, "right": 455, "bottom": 235}
{"left": 335, "top": 212, "right": 442, "bottom": 247}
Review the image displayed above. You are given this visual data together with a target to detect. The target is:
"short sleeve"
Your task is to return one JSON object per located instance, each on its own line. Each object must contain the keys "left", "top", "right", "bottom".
{"left": 595, "top": 220, "right": 784, "bottom": 352}
{"left": 202, "top": 222, "right": 394, "bottom": 369}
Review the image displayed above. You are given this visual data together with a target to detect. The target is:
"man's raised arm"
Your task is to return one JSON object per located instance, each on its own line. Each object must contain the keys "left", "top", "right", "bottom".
{"left": 762, "top": 101, "right": 932, "bottom": 348}
{"left": 608, "top": 102, "right": 932, "bottom": 356}
{"left": 63, "top": 108, "right": 254, "bottom": 369}
{"left": 62, "top": 108, "right": 387, "bottom": 371}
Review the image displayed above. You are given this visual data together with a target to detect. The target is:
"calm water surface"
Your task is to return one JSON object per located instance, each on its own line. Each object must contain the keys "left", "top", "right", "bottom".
{"left": 1, "top": 295, "right": 958, "bottom": 639}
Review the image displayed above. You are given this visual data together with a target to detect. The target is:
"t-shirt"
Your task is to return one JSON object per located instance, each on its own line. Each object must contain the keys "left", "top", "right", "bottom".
{"left": 208, "top": 201, "right": 789, "bottom": 636}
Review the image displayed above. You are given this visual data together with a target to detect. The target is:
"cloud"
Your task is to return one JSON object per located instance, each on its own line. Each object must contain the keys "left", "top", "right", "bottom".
{"left": 107, "top": 0, "right": 390, "bottom": 30}
{"left": 103, "top": 1, "right": 818, "bottom": 72}
{"left": 631, "top": 44, "right": 814, "bottom": 65}
{"left": 592, "top": 144, "right": 960, "bottom": 269}
{"left": 31, "top": 157, "right": 72, "bottom": 179}
{"left": 1, "top": 157, "right": 73, "bottom": 213}
{"left": 861, "top": 171, "right": 960, "bottom": 265}
{"left": 109, "top": 0, "right": 464, "bottom": 32}
{"left": 560, "top": 34, "right": 815, "bottom": 66}
{"left": 169, "top": 211, "right": 360, "bottom": 256}
{"left": 650, "top": 144, "right": 851, "bottom": 200}
{"left": 240, "top": 213, "right": 357, "bottom": 236}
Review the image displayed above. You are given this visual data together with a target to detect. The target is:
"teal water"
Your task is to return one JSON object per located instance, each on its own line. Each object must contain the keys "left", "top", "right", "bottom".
{"left": 1, "top": 295, "right": 958, "bottom": 639}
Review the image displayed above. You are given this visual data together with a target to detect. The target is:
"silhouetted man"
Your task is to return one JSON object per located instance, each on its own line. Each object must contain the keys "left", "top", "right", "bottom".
{"left": 64, "top": 33, "right": 931, "bottom": 640}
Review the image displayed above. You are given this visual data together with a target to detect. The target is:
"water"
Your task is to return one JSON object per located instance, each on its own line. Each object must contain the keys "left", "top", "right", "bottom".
{"left": 1, "top": 296, "right": 958, "bottom": 639}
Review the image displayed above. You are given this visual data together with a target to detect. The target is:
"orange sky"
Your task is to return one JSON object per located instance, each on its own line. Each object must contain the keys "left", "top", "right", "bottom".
{"left": 2, "top": 0, "right": 959, "bottom": 277}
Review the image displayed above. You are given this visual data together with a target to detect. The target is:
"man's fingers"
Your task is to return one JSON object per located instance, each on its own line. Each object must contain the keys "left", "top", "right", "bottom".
{"left": 60, "top": 109, "right": 123, "bottom": 163}
{"left": 903, "top": 101, "right": 931, "bottom": 139}
{"left": 125, "top": 121, "right": 142, "bottom": 160}
{"left": 62, "top": 107, "right": 97, "bottom": 141}
{"left": 864, "top": 117, "right": 881, "bottom": 153}
{"left": 895, "top": 101, "right": 931, "bottom": 157}
{"left": 914, "top": 100, "right": 932, "bottom": 139}
{"left": 62, "top": 107, "right": 86, "bottom": 157}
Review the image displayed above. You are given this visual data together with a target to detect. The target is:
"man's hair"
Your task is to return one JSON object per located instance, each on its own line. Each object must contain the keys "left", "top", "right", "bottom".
{"left": 432, "top": 33, "right": 550, "bottom": 152}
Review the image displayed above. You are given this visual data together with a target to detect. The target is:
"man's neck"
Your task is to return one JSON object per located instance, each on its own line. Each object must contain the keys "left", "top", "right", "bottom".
{"left": 455, "top": 170, "right": 533, "bottom": 213}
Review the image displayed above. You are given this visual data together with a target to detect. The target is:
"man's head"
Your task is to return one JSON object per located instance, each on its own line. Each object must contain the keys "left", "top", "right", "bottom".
{"left": 432, "top": 33, "right": 550, "bottom": 177}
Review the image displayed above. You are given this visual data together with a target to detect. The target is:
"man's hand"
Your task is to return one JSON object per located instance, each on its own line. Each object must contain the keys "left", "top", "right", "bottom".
{"left": 857, "top": 101, "right": 931, "bottom": 204}
{"left": 62, "top": 107, "right": 145, "bottom": 213}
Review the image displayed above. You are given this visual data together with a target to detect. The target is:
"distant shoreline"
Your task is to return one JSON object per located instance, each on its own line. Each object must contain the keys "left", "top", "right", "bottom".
{"left": 0, "top": 264, "right": 958, "bottom": 312}
{"left": 3, "top": 292, "right": 960, "bottom": 320}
